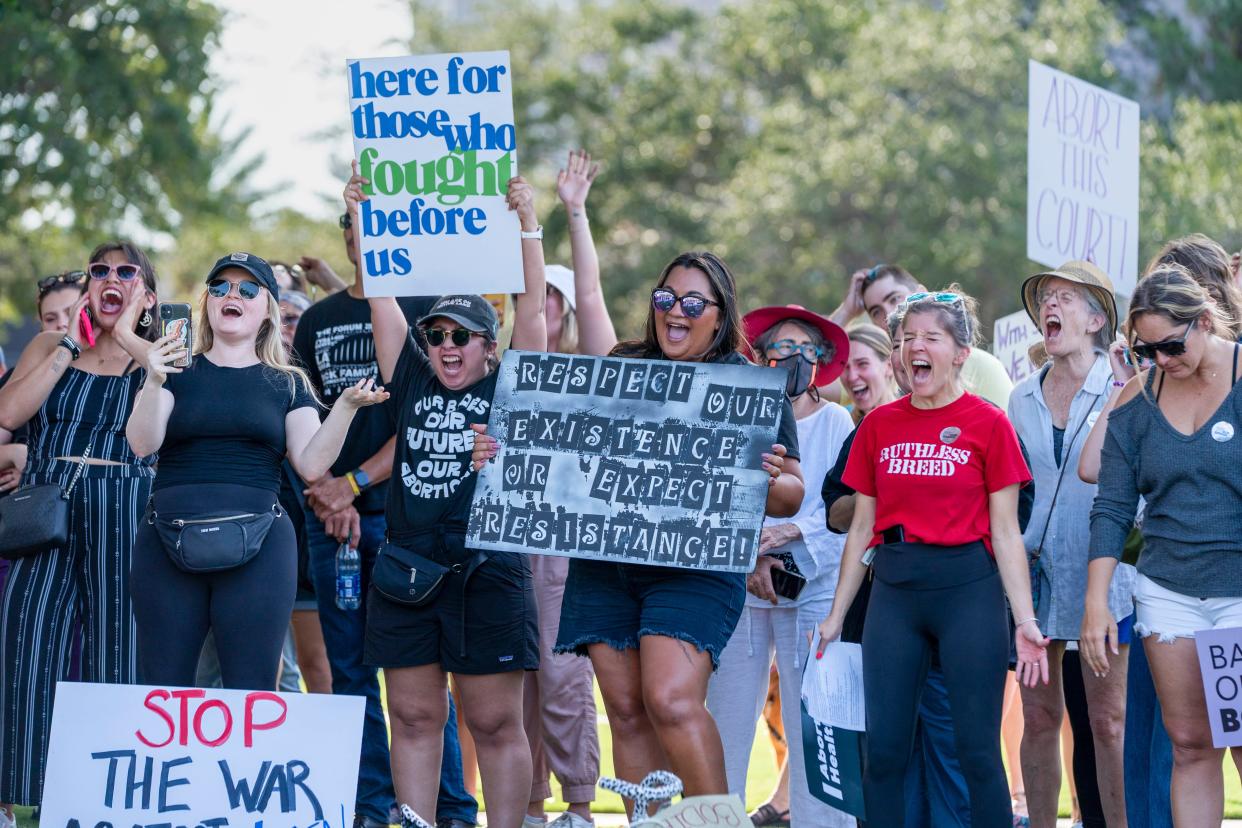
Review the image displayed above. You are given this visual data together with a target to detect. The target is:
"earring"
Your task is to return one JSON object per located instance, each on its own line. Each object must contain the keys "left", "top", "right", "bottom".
{"left": 139, "top": 311, "right": 152, "bottom": 328}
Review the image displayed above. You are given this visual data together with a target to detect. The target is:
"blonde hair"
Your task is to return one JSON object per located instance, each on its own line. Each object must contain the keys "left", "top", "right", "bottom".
{"left": 556, "top": 299, "right": 579, "bottom": 354}
{"left": 1127, "top": 262, "right": 1233, "bottom": 344}
{"left": 195, "top": 289, "right": 321, "bottom": 407}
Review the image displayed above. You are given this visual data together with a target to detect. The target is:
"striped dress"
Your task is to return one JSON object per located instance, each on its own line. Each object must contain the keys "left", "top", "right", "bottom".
{"left": 0, "top": 364, "right": 154, "bottom": 804}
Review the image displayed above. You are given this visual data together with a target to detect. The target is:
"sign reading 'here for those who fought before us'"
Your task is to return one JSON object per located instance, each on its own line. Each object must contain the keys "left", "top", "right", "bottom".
{"left": 466, "top": 351, "right": 786, "bottom": 573}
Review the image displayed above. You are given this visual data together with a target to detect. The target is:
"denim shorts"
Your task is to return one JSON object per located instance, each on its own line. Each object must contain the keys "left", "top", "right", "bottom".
{"left": 554, "top": 557, "right": 746, "bottom": 670}
{"left": 1134, "top": 573, "right": 1242, "bottom": 642}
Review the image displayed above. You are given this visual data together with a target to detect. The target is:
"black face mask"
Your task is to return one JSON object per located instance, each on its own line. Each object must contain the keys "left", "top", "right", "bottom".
{"left": 771, "top": 353, "right": 818, "bottom": 399}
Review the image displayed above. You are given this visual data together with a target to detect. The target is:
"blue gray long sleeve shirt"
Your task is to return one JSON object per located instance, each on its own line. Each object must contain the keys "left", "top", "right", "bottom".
{"left": 1089, "top": 365, "right": 1242, "bottom": 599}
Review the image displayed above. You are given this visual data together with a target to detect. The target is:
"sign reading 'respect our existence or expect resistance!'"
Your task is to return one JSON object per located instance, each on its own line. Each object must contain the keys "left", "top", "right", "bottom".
{"left": 347, "top": 51, "right": 523, "bottom": 297}
{"left": 467, "top": 352, "right": 786, "bottom": 573}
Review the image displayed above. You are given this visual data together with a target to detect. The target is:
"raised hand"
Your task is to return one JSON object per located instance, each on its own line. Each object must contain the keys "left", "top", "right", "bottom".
{"left": 762, "top": 443, "right": 787, "bottom": 487}
{"left": 298, "top": 256, "right": 342, "bottom": 291}
{"left": 340, "top": 378, "right": 389, "bottom": 409}
{"left": 470, "top": 422, "right": 498, "bottom": 471}
{"left": 145, "top": 334, "right": 186, "bottom": 386}
{"left": 556, "top": 149, "right": 600, "bottom": 211}
{"left": 506, "top": 176, "right": 538, "bottom": 231}
{"left": 344, "top": 160, "right": 370, "bottom": 217}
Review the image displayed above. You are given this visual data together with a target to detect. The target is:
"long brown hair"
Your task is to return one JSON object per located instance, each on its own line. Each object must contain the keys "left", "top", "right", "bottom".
{"left": 87, "top": 240, "right": 159, "bottom": 342}
{"left": 1147, "top": 234, "right": 1242, "bottom": 339}
{"left": 612, "top": 251, "right": 753, "bottom": 362}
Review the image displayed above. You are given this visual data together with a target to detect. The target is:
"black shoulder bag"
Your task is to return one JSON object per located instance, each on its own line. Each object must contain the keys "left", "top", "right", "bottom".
{"left": 0, "top": 449, "right": 90, "bottom": 560}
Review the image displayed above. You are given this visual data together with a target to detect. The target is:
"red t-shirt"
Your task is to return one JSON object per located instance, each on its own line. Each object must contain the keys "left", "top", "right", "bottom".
{"left": 843, "top": 392, "right": 1031, "bottom": 553}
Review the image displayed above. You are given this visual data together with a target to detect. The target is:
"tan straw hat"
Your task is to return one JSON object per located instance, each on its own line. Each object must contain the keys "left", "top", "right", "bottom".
{"left": 1020, "top": 260, "right": 1117, "bottom": 336}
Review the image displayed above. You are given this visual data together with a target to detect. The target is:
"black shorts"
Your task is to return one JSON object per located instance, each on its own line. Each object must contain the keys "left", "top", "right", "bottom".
{"left": 364, "top": 549, "right": 539, "bottom": 675}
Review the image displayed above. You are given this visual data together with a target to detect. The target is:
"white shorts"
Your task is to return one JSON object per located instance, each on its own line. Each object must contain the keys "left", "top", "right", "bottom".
{"left": 1134, "top": 573, "right": 1242, "bottom": 642}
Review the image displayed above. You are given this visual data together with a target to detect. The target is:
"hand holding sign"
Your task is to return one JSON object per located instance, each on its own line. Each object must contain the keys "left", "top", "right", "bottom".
{"left": 471, "top": 422, "right": 498, "bottom": 470}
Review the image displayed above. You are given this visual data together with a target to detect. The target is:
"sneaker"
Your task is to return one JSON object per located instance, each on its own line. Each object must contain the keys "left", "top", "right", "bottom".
{"left": 523, "top": 817, "right": 547, "bottom": 828}
{"left": 398, "top": 805, "right": 433, "bottom": 828}
{"left": 547, "top": 814, "right": 594, "bottom": 828}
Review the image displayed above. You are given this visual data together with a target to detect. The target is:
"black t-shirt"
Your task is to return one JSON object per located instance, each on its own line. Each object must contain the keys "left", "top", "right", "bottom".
{"left": 386, "top": 332, "right": 497, "bottom": 543}
{"left": 293, "top": 292, "right": 435, "bottom": 513}
{"left": 158, "top": 356, "right": 317, "bottom": 492}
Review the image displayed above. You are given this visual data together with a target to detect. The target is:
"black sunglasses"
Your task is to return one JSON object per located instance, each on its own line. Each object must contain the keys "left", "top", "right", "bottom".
{"left": 423, "top": 327, "right": 483, "bottom": 347}
{"left": 207, "top": 278, "right": 263, "bottom": 300}
{"left": 1131, "top": 320, "right": 1195, "bottom": 362}
{"left": 651, "top": 287, "right": 719, "bottom": 319}
{"left": 37, "top": 270, "right": 86, "bottom": 296}
{"left": 339, "top": 213, "right": 353, "bottom": 229}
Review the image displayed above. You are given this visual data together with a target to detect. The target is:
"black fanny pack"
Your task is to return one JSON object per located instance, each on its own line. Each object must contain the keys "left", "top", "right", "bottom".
{"left": 373, "top": 526, "right": 487, "bottom": 607}
{"left": 149, "top": 503, "right": 281, "bottom": 573}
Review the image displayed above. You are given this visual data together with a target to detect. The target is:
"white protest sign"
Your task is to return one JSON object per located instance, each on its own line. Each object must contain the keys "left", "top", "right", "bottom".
{"left": 993, "top": 309, "right": 1045, "bottom": 385}
{"left": 348, "top": 51, "right": 522, "bottom": 296}
{"left": 42, "top": 682, "right": 364, "bottom": 826}
{"left": 1194, "top": 627, "right": 1242, "bottom": 748}
{"left": 636, "top": 796, "right": 749, "bottom": 827}
{"left": 1027, "top": 60, "right": 1140, "bottom": 296}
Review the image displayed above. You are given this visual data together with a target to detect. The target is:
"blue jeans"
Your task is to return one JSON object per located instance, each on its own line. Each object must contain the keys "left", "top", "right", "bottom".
{"left": 904, "top": 663, "right": 971, "bottom": 828}
{"left": 301, "top": 496, "right": 478, "bottom": 824}
{"left": 1125, "top": 640, "right": 1173, "bottom": 828}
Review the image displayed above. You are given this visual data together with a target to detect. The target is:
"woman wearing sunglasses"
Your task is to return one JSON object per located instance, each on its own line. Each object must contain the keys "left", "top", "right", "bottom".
{"left": 1006, "top": 261, "right": 1135, "bottom": 828}
{"left": 497, "top": 252, "right": 806, "bottom": 806}
{"left": 1083, "top": 264, "right": 1242, "bottom": 826}
{"left": 124, "top": 253, "right": 386, "bottom": 692}
{"left": 705, "top": 304, "right": 853, "bottom": 827}
{"left": 0, "top": 242, "right": 160, "bottom": 808}
{"left": 816, "top": 287, "right": 1046, "bottom": 827}
{"left": 346, "top": 167, "right": 547, "bottom": 828}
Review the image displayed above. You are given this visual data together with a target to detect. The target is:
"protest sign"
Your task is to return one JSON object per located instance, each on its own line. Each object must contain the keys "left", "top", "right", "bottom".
{"left": 1027, "top": 60, "right": 1140, "bottom": 296}
{"left": 347, "top": 51, "right": 522, "bottom": 296}
{"left": 1194, "top": 627, "right": 1242, "bottom": 748}
{"left": 800, "top": 702, "right": 866, "bottom": 819}
{"left": 993, "top": 309, "right": 1045, "bottom": 385}
{"left": 41, "top": 682, "right": 364, "bottom": 826}
{"left": 466, "top": 351, "right": 786, "bottom": 573}
{"left": 637, "top": 796, "right": 749, "bottom": 827}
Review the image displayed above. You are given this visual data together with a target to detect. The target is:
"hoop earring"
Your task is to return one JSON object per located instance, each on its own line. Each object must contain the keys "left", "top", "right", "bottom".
{"left": 139, "top": 311, "right": 152, "bottom": 328}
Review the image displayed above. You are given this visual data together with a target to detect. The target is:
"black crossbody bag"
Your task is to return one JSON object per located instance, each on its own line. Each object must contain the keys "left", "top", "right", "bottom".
{"left": 0, "top": 450, "right": 90, "bottom": 561}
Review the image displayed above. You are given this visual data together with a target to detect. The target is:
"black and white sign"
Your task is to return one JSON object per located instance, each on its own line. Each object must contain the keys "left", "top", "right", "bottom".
{"left": 466, "top": 351, "right": 785, "bottom": 573}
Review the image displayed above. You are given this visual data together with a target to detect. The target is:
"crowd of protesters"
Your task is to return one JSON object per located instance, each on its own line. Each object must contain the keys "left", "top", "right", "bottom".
{"left": 0, "top": 144, "right": 1240, "bottom": 828}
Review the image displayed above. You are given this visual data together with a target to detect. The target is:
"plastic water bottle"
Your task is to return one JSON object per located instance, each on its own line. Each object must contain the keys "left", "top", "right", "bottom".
{"left": 335, "top": 542, "right": 361, "bottom": 611}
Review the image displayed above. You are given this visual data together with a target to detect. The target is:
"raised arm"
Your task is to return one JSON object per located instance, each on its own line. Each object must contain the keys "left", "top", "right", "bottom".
{"left": 1079, "top": 337, "right": 1138, "bottom": 484}
{"left": 508, "top": 176, "right": 548, "bottom": 352}
{"left": 286, "top": 379, "right": 389, "bottom": 482}
{"left": 557, "top": 150, "right": 616, "bottom": 356}
{"left": 125, "top": 336, "right": 182, "bottom": 457}
{"left": 343, "top": 163, "right": 408, "bottom": 382}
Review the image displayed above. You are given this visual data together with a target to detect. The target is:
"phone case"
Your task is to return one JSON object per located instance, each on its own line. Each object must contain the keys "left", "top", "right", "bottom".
{"left": 770, "top": 567, "right": 807, "bottom": 601}
{"left": 160, "top": 304, "right": 192, "bottom": 368}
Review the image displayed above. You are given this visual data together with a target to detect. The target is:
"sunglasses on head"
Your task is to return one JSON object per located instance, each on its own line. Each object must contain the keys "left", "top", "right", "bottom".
{"left": 1131, "top": 320, "right": 1195, "bottom": 362}
{"left": 88, "top": 262, "right": 142, "bottom": 281}
{"left": 651, "top": 287, "right": 719, "bottom": 319}
{"left": 899, "top": 291, "right": 963, "bottom": 311}
{"left": 864, "top": 263, "right": 888, "bottom": 283}
{"left": 207, "top": 278, "right": 263, "bottom": 300}
{"left": 423, "top": 327, "right": 483, "bottom": 347}
{"left": 37, "top": 270, "right": 86, "bottom": 296}
{"left": 339, "top": 213, "right": 353, "bottom": 230}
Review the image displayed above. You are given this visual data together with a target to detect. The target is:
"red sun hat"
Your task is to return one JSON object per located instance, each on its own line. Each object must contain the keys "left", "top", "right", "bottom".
{"left": 743, "top": 304, "right": 849, "bottom": 387}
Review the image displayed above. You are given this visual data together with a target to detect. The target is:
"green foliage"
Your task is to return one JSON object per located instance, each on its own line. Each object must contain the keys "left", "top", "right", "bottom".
{"left": 405, "top": 0, "right": 1241, "bottom": 339}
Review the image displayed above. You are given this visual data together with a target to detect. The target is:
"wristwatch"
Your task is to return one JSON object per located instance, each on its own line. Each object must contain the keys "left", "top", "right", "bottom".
{"left": 349, "top": 468, "right": 371, "bottom": 491}
{"left": 57, "top": 336, "right": 81, "bottom": 360}
{"left": 520, "top": 225, "right": 544, "bottom": 240}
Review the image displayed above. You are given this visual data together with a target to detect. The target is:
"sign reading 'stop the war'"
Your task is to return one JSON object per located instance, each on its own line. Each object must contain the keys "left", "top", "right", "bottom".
{"left": 466, "top": 351, "right": 786, "bottom": 573}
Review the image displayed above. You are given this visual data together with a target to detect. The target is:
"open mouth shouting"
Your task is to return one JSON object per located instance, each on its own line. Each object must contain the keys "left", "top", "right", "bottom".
{"left": 910, "top": 357, "right": 932, "bottom": 383}
{"left": 99, "top": 287, "right": 125, "bottom": 315}
{"left": 850, "top": 381, "right": 872, "bottom": 407}
{"left": 1042, "top": 312, "right": 1062, "bottom": 345}
{"left": 221, "top": 301, "right": 245, "bottom": 319}
{"left": 665, "top": 319, "right": 691, "bottom": 345}
{"left": 439, "top": 352, "right": 464, "bottom": 379}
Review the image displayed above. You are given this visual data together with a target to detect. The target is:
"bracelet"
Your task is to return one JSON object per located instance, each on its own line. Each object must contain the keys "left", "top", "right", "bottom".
{"left": 57, "top": 336, "right": 81, "bottom": 361}
{"left": 520, "top": 225, "right": 544, "bottom": 240}
{"left": 344, "top": 472, "right": 362, "bottom": 497}
{"left": 1015, "top": 617, "right": 1039, "bottom": 628}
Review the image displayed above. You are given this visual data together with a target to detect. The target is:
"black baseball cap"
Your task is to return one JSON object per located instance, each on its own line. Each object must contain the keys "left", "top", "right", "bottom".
{"left": 205, "top": 252, "right": 280, "bottom": 301}
{"left": 417, "top": 294, "right": 499, "bottom": 340}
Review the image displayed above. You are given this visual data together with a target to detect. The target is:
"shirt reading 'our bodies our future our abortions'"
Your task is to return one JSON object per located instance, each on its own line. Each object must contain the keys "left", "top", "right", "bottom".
{"left": 843, "top": 391, "right": 1031, "bottom": 552}
{"left": 158, "top": 355, "right": 317, "bottom": 492}
{"left": 293, "top": 293, "right": 434, "bottom": 513}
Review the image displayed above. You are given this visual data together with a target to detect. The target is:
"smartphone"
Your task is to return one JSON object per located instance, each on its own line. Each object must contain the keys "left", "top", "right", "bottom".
{"left": 78, "top": 308, "right": 96, "bottom": 348}
{"left": 159, "top": 303, "right": 193, "bottom": 368}
{"left": 770, "top": 566, "right": 807, "bottom": 601}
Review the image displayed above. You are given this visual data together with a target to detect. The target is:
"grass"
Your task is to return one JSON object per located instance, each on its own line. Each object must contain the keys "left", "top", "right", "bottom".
{"left": 14, "top": 678, "right": 1242, "bottom": 821}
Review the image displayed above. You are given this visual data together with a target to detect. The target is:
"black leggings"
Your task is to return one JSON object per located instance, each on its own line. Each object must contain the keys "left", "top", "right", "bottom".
{"left": 132, "top": 483, "right": 297, "bottom": 690}
{"left": 1063, "top": 649, "right": 1106, "bottom": 828}
{"left": 861, "top": 541, "right": 1011, "bottom": 827}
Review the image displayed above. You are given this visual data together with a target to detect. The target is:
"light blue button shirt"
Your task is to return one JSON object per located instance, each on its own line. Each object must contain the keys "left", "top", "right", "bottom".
{"left": 1008, "top": 355, "right": 1136, "bottom": 640}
